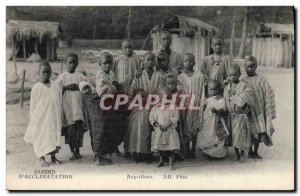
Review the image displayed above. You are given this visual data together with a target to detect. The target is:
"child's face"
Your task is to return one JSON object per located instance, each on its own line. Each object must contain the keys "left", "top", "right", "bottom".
{"left": 99, "top": 56, "right": 113, "bottom": 72}
{"left": 82, "top": 85, "right": 92, "bottom": 94}
{"left": 211, "top": 39, "right": 223, "bottom": 54}
{"left": 144, "top": 54, "right": 155, "bottom": 69}
{"left": 228, "top": 68, "right": 240, "bottom": 83}
{"left": 208, "top": 82, "right": 219, "bottom": 97}
{"left": 183, "top": 55, "right": 195, "bottom": 69}
{"left": 39, "top": 65, "right": 52, "bottom": 83}
{"left": 122, "top": 41, "right": 134, "bottom": 57}
{"left": 66, "top": 56, "right": 78, "bottom": 73}
{"left": 244, "top": 61, "right": 257, "bottom": 76}
{"left": 166, "top": 79, "right": 177, "bottom": 92}
{"left": 160, "top": 33, "right": 172, "bottom": 48}
{"left": 157, "top": 56, "right": 169, "bottom": 70}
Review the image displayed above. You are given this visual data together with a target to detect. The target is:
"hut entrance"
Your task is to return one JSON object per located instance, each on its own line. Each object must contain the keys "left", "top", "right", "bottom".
{"left": 7, "top": 20, "right": 61, "bottom": 62}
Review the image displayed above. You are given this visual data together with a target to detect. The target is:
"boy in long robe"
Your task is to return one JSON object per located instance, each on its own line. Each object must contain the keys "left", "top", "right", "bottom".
{"left": 201, "top": 36, "right": 232, "bottom": 92}
{"left": 94, "top": 52, "right": 126, "bottom": 165}
{"left": 223, "top": 65, "right": 252, "bottom": 162}
{"left": 24, "top": 62, "right": 62, "bottom": 167}
{"left": 56, "top": 53, "right": 90, "bottom": 160}
{"left": 154, "top": 31, "right": 183, "bottom": 71}
{"left": 241, "top": 55, "right": 276, "bottom": 159}
{"left": 177, "top": 53, "right": 206, "bottom": 159}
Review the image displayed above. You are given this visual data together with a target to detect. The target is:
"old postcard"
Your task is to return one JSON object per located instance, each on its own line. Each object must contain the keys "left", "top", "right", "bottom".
{"left": 6, "top": 5, "right": 295, "bottom": 191}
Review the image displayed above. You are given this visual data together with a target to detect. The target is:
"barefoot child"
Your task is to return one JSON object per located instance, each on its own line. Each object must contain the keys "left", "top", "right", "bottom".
{"left": 95, "top": 52, "right": 125, "bottom": 165}
{"left": 196, "top": 80, "right": 228, "bottom": 159}
{"left": 127, "top": 89, "right": 152, "bottom": 163}
{"left": 223, "top": 65, "right": 252, "bottom": 162}
{"left": 149, "top": 87, "right": 180, "bottom": 170}
{"left": 241, "top": 55, "right": 276, "bottom": 159}
{"left": 56, "top": 52, "right": 90, "bottom": 160}
{"left": 24, "top": 62, "right": 62, "bottom": 167}
{"left": 177, "top": 53, "right": 206, "bottom": 159}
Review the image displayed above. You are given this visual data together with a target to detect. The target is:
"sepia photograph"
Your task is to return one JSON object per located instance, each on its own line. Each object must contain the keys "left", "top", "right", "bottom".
{"left": 5, "top": 5, "right": 295, "bottom": 191}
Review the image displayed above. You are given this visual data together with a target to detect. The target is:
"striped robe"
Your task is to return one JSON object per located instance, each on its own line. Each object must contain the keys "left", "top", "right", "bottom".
{"left": 112, "top": 55, "right": 140, "bottom": 94}
{"left": 224, "top": 81, "right": 252, "bottom": 150}
{"left": 241, "top": 74, "right": 276, "bottom": 143}
{"left": 129, "top": 70, "right": 165, "bottom": 96}
{"left": 177, "top": 71, "right": 206, "bottom": 136}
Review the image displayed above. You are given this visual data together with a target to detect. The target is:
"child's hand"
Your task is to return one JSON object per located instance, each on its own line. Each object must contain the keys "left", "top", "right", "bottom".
{"left": 221, "top": 78, "right": 230, "bottom": 88}
{"left": 135, "top": 69, "right": 143, "bottom": 78}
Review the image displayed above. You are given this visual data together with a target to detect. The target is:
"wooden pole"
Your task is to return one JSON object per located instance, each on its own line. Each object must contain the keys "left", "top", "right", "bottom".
{"left": 229, "top": 11, "right": 236, "bottom": 57}
{"left": 127, "top": 6, "right": 132, "bottom": 39}
{"left": 35, "top": 37, "right": 38, "bottom": 61}
{"left": 23, "top": 38, "right": 26, "bottom": 60}
{"left": 51, "top": 38, "right": 55, "bottom": 61}
{"left": 12, "top": 37, "right": 17, "bottom": 75}
{"left": 20, "top": 70, "right": 26, "bottom": 108}
{"left": 46, "top": 38, "right": 50, "bottom": 61}
{"left": 238, "top": 7, "right": 250, "bottom": 59}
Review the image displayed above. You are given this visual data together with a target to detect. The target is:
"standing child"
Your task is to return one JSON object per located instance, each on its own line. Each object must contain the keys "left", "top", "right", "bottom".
{"left": 24, "top": 62, "right": 62, "bottom": 167}
{"left": 201, "top": 36, "right": 232, "bottom": 91}
{"left": 177, "top": 53, "right": 206, "bottom": 159}
{"left": 127, "top": 89, "right": 152, "bottom": 163}
{"left": 149, "top": 87, "right": 180, "bottom": 170}
{"left": 56, "top": 52, "right": 90, "bottom": 160}
{"left": 196, "top": 80, "right": 228, "bottom": 159}
{"left": 112, "top": 39, "right": 140, "bottom": 94}
{"left": 156, "top": 51, "right": 179, "bottom": 78}
{"left": 95, "top": 52, "right": 125, "bottom": 165}
{"left": 241, "top": 55, "right": 276, "bottom": 159}
{"left": 223, "top": 65, "right": 252, "bottom": 162}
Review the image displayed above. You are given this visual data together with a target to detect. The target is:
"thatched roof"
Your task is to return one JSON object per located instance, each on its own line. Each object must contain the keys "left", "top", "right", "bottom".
{"left": 7, "top": 20, "right": 62, "bottom": 42}
{"left": 256, "top": 23, "right": 294, "bottom": 37}
{"left": 151, "top": 15, "right": 219, "bottom": 37}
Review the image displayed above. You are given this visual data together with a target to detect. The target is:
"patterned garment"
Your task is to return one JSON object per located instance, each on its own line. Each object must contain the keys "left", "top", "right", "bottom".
{"left": 154, "top": 49, "right": 183, "bottom": 70}
{"left": 56, "top": 71, "right": 91, "bottom": 127}
{"left": 224, "top": 81, "right": 252, "bottom": 150}
{"left": 201, "top": 54, "right": 233, "bottom": 84}
{"left": 95, "top": 69, "right": 116, "bottom": 97}
{"left": 112, "top": 55, "right": 140, "bottom": 94}
{"left": 196, "top": 96, "right": 228, "bottom": 158}
{"left": 177, "top": 71, "right": 206, "bottom": 136}
{"left": 129, "top": 70, "right": 165, "bottom": 95}
{"left": 241, "top": 74, "right": 276, "bottom": 141}
{"left": 24, "top": 81, "right": 62, "bottom": 157}
{"left": 149, "top": 104, "right": 180, "bottom": 152}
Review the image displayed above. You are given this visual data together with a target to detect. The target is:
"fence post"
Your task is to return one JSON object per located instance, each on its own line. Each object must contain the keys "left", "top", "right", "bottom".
{"left": 20, "top": 70, "right": 26, "bottom": 109}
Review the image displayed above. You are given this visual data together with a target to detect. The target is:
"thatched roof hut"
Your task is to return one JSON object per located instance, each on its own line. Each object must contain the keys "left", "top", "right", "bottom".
{"left": 7, "top": 20, "right": 62, "bottom": 62}
{"left": 151, "top": 15, "right": 219, "bottom": 70}
{"left": 252, "top": 23, "right": 294, "bottom": 68}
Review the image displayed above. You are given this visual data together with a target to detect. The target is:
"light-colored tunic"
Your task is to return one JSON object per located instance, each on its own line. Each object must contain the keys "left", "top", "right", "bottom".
{"left": 177, "top": 71, "right": 206, "bottom": 136}
{"left": 95, "top": 70, "right": 116, "bottom": 97}
{"left": 56, "top": 72, "right": 90, "bottom": 127}
{"left": 201, "top": 54, "right": 232, "bottom": 84}
{"left": 129, "top": 70, "right": 165, "bottom": 96}
{"left": 149, "top": 104, "right": 180, "bottom": 151}
{"left": 112, "top": 55, "right": 140, "bottom": 94}
{"left": 241, "top": 75, "right": 276, "bottom": 141}
{"left": 24, "top": 82, "right": 62, "bottom": 157}
{"left": 196, "top": 96, "right": 228, "bottom": 158}
{"left": 224, "top": 81, "right": 252, "bottom": 150}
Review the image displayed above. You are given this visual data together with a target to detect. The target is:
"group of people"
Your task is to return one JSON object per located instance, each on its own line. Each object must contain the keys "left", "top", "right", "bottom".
{"left": 24, "top": 31, "right": 276, "bottom": 170}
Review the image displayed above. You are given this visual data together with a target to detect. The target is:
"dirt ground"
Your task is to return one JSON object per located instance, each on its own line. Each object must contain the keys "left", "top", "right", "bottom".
{"left": 6, "top": 59, "right": 295, "bottom": 190}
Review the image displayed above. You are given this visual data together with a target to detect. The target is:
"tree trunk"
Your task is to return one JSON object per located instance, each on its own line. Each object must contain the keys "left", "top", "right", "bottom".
{"left": 127, "top": 7, "right": 132, "bottom": 39}
{"left": 238, "top": 7, "right": 250, "bottom": 59}
{"left": 229, "top": 12, "right": 236, "bottom": 57}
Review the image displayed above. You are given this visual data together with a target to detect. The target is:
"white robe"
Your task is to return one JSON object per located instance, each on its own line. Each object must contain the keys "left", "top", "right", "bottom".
{"left": 24, "top": 81, "right": 62, "bottom": 158}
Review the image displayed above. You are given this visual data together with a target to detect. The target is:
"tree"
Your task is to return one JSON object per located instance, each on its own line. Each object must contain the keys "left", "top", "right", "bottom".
{"left": 229, "top": 10, "right": 236, "bottom": 57}
{"left": 238, "top": 7, "right": 250, "bottom": 59}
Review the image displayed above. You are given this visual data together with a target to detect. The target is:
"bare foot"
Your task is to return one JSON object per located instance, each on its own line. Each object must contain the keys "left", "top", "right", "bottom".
{"left": 170, "top": 164, "right": 175, "bottom": 170}
{"left": 69, "top": 154, "right": 76, "bottom": 161}
{"left": 51, "top": 156, "right": 62, "bottom": 164}
{"left": 233, "top": 156, "right": 240, "bottom": 162}
{"left": 239, "top": 154, "right": 246, "bottom": 163}
{"left": 39, "top": 157, "right": 49, "bottom": 167}
{"left": 157, "top": 162, "right": 164, "bottom": 168}
{"left": 252, "top": 153, "right": 263, "bottom": 159}
{"left": 75, "top": 153, "right": 82, "bottom": 159}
